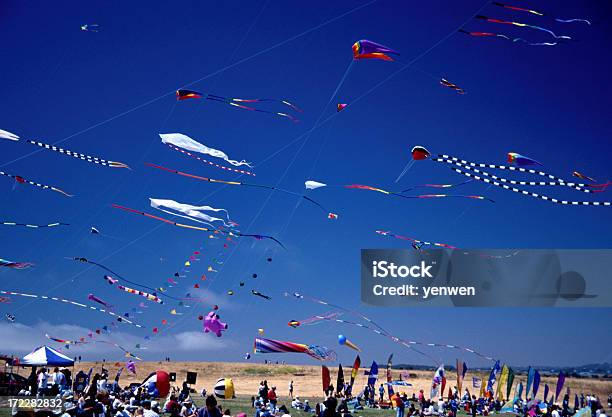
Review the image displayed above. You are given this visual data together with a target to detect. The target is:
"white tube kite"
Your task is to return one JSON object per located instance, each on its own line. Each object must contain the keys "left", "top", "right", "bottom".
{"left": 0, "top": 129, "right": 19, "bottom": 141}
{"left": 149, "top": 198, "right": 234, "bottom": 228}
{"left": 305, "top": 180, "right": 327, "bottom": 190}
{"left": 159, "top": 133, "right": 252, "bottom": 167}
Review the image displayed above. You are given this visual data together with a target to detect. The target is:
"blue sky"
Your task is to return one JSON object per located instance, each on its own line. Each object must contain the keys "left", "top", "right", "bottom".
{"left": 1, "top": 0, "right": 611, "bottom": 367}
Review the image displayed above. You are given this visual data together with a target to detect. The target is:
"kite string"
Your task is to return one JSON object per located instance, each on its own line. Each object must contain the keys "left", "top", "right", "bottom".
{"left": 0, "top": 0, "right": 379, "bottom": 169}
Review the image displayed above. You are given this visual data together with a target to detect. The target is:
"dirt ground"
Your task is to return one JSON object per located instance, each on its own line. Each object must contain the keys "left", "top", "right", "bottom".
{"left": 16, "top": 361, "right": 611, "bottom": 402}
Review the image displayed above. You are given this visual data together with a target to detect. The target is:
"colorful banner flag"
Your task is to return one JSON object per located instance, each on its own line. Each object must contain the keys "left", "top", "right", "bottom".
{"left": 487, "top": 360, "right": 501, "bottom": 393}
{"left": 526, "top": 367, "right": 535, "bottom": 398}
{"left": 555, "top": 371, "right": 565, "bottom": 402}
{"left": 350, "top": 355, "right": 361, "bottom": 390}
{"left": 496, "top": 365, "right": 509, "bottom": 400}
{"left": 506, "top": 367, "right": 515, "bottom": 401}
{"left": 431, "top": 365, "right": 445, "bottom": 399}
{"left": 544, "top": 384, "right": 549, "bottom": 403}
{"left": 337, "top": 364, "right": 345, "bottom": 395}
{"left": 533, "top": 370, "right": 541, "bottom": 398}
{"left": 367, "top": 361, "right": 379, "bottom": 387}
{"left": 322, "top": 365, "right": 330, "bottom": 393}
{"left": 456, "top": 359, "right": 468, "bottom": 395}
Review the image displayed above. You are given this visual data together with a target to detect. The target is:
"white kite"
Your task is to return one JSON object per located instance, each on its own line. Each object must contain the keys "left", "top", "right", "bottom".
{"left": 159, "top": 133, "right": 252, "bottom": 168}
{"left": 305, "top": 180, "right": 327, "bottom": 190}
{"left": 149, "top": 198, "right": 234, "bottom": 228}
{"left": 0, "top": 129, "right": 20, "bottom": 141}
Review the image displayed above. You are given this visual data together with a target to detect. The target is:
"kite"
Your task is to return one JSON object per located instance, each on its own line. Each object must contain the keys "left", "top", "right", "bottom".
{"left": 392, "top": 144, "right": 433, "bottom": 182}
{"left": 24, "top": 140, "right": 129, "bottom": 169}
{"left": 117, "top": 285, "right": 164, "bottom": 304}
{"left": 491, "top": 2, "right": 591, "bottom": 25}
{"left": 71, "top": 257, "right": 180, "bottom": 299}
{"left": 88, "top": 294, "right": 112, "bottom": 308}
{"left": 160, "top": 133, "right": 254, "bottom": 174}
{"left": 0, "top": 129, "right": 19, "bottom": 141}
{"left": 254, "top": 337, "right": 336, "bottom": 361}
{"left": 338, "top": 334, "right": 361, "bottom": 352}
{"left": 149, "top": 198, "right": 235, "bottom": 228}
{"left": 290, "top": 312, "right": 343, "bottom": 327}
{"left": 428, "top": 152, "right": 612, "bottom": 206}
{"left": 81, "top": 24, "right": 100, "bottom": 32}
{"left": 0, "top": 289, "right": 144, "bottom": 327}
{"left": 376, "top": 230, "right": 457, "bottom": 250}
{"left": 126, "top": 360, "right": 136, "bottom": 374}
{"left": 5, "top": 314, "right": 15, "bottom": 322}
{"left": 287, "top": 292, "right": 496, "bottom": 363}
{"left": 0, "top": 222, "right": 70, "bottom": 229}
{"left": 1, "top": 171, "right": 73, "bottom": 197}
{"left": 507, "top": 152, "right": 541, "bottom": 166}
{"left": 104, "top": 275, "right": 119, "bottom": 285}
{"left": 440, "top": 78, "right": 466, "bottom": 95}
{"left": 306, "top": 180, "right": 494, "bottom": 203}
{"left": 337, "top": 103, "right": 348, "bottom": 112}
{"left": 352, "top": 40, "right": 399, "bottom": 61}
{"left": 0, "top": 258, "right": 33, "bottom": 269}
{"left": 203, "top": 311, "right": 228, "bottom": 337}
{"left": 458, "top": 29, "right": 558, "bottom": 46}
{"left": 251, "top": 290, "right": 271, "bottom": 300}
{"left": 0, "top": 297, "right": 11, "bottom": 303}
{"left": 175, "top": 90, "right": 301, "bottom": 122}
{"left": 147, "top": 163, "right": 336, "bottom": 219}
{"left": 413, "top": 146, "right": 431, "bottom": 160}
{"left": 90, "top": 227, "right": 100, "bottom": 234}
{"left": 45, "top": 334, "right": 86, "bottom": 345}
{"left": 475, "top": 15, "right": 570, "bottom": 40}
{"left": 573, "top": 172, "right": 596, "bottom": 182}
{"left": 112, "top": 204, "right": 285, "bottom": 248}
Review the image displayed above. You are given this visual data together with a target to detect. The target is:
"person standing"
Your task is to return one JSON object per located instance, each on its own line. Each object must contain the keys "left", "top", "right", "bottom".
{"left": 268, "top": 387, "right": 278, "bottom": 411}
{"left": 37, "top": 368, "right": 48, "bottom": 396}
{"left": 289, "top": 381, "right": 294, "bottom": 399}
{"left": 52, "top": 367, "right": 66, "bottom": 393}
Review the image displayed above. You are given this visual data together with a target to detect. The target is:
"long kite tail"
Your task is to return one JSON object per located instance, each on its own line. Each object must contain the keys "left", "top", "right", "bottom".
{"left": 164, "top": 143, "right": 256, "bottom": 176}
{"left": 435, "top": 155, "right": 612, "bottom": 206}
{"left": 435, "top": 155, "right": 610, "bottom": 193}
{"left": 239, "top": 233, "right": 286, "bottom": 249}
{"left": 1, "top": 221, "right": 69, "bottom": 228}
{"left": 393, "top": 193, "right": 495, "bottom": 203}
{"left": 205, "top": 94, "right": 300, "bottom": 122}
{"left": 0, "top": 289, "right": 144, "bottom": 328}
{"left": 0, "top": 170, "right": 74, "bottom": 197}
{"left": 112, "top": 203, "right": 284, "bottom": 248}
{"left": 475, "top": 15, "right": 571, "bottom": 40}
{"left": 146, "top": 162, "right": 334, "bottom": 217}
{"left": 71, "top": 255, "right": 181, "bottom": 300}
{"left": 26, "top": 140, "right": 130, "bottom": 168}
{"left": 459, "top": 29, "right": 556, "bottom": 46}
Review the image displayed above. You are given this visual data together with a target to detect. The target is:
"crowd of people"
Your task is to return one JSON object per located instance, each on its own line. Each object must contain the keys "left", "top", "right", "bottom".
{"left": 7, "top": 368, "right": 609, "bottom": 417}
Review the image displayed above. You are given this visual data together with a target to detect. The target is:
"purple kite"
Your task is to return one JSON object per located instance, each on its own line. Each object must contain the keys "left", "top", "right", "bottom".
{"left": 88, "top": 293, "right": 113, "bottom": 308}
{"left": 203, "top": 310, "right": 228, "bottom": 337}
{"left": 352, "top": 40, "right": 399, "bottom": 61}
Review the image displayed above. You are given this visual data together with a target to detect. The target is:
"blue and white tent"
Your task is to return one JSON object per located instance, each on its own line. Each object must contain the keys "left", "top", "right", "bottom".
{"left": 21, "top": 346, "right": 74, "bottom": 366}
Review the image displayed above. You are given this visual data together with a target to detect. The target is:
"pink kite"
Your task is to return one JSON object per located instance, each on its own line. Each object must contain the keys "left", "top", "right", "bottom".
{"left": 203, "top": 310, "right": 228, "bottom": 337}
